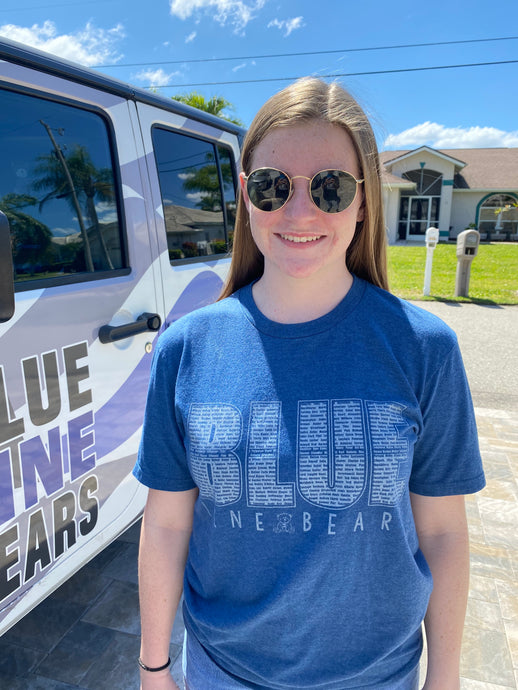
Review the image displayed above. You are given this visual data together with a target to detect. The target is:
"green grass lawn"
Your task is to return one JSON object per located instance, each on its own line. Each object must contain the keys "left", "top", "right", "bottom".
{"left": 387, "top": 243, "right": 518, "bottom": 304}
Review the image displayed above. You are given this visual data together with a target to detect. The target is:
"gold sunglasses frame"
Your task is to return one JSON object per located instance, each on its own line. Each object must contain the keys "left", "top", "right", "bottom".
{"left": 244, "top": 167, "right": 364, "bottom": 214}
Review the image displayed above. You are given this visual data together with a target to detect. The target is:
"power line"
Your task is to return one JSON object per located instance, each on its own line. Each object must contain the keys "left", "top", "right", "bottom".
{"left": 97, "top": 35, "right": 518, "bottom": 68}
{"left": 0, "top": 0, "right": 116, "bottom": 11}
{"left": 139, "top": 59, "right": 518, "bottom": 89}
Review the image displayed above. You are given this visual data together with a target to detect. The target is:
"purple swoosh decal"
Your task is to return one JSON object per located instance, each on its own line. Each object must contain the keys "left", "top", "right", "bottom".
{"left": 94, "top": 270, "right": 223, "bottom": 459}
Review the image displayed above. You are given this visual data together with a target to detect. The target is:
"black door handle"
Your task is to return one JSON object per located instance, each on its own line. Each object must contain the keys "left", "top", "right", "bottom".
{"left": 99, "top": 312, "right": 162, "bottom": 344}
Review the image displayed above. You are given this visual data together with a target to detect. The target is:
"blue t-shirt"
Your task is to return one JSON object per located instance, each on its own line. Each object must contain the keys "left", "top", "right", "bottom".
{"left": 134, "top": 277, "right": 485, "bottom": 689}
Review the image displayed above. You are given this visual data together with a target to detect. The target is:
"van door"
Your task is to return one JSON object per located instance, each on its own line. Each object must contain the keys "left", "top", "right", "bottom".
{"left": 0, "top": 74, "right": 160, "bottom": 631}
{"left": 134, "top": 102, "right": 240, "bottom": 324}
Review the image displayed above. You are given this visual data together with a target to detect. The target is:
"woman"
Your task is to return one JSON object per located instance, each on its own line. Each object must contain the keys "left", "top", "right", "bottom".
{"left": 134, "top": 78, "right": 485, "bottom": 690}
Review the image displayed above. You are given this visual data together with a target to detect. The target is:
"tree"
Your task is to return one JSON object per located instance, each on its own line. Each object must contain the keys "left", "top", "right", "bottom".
{"left": 0, "top": 193, "right": 52, "bottom": 276}
{"left": 493, "top": 200, "right": 518, "bottom": 237}
{"left": 494, "top": 201, "right": 518, "bottom": 215}
{"left": 171, "top": 91, "right": 243, "bottom": 126}
{"left": 180, "top": 149, "right": 235, "bottom": 214}
{"left": 33, "top": 132, "right": 116, "bottom": 271}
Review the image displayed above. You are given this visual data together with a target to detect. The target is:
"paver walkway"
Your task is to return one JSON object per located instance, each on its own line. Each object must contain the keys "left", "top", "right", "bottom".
{"left": 419, "top": 407, "right": 518, "bottom": 689}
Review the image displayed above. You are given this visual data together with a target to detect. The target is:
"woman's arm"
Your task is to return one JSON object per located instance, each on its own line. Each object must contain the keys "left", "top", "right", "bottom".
{"left": 138, "top": 487, "right": 198, "bottom": 690}
{"left": 410, "top": 493, "right": 470, "bottom": 690}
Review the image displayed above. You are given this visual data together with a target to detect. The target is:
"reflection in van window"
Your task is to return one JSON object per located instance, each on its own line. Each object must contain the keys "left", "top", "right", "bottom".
{"left": 0, "top": 88, "right": 124, "bottom": 283}
{"left": 217, "top": 145, "right": 237, "bottom": 248}
{"left": 152, "top": 127, "right": 236, "bottom": 261}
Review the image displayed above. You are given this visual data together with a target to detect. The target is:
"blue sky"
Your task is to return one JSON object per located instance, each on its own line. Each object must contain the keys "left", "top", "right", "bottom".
{"left": 1, "top": 0, "right": 517, "bottom": 150}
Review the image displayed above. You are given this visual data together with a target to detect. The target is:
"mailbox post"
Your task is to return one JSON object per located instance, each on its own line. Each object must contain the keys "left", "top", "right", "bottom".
{"left": 423, "top": 227, "right": 439, "bottom": 296}
{"left": 454, "top": 229, "right": 480, "bottom": 297}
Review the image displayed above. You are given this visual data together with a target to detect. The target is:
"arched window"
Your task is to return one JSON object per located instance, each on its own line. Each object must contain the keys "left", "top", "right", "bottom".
{"left": 478, "top": 194, "right": 518, "bottom": 238}
{"left": 402, "top": 168, "right": 443, "bottom": 195}
{"left": 398, "top": 169, "right": 442, "bottom": 239}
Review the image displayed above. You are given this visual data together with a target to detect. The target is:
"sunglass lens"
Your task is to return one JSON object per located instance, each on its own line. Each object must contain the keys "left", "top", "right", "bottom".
{"left": 247, "top": 169, "right": 290, "bottom": 211}
{"left": 311, "top": 171, "right": 357, "bottom": 213}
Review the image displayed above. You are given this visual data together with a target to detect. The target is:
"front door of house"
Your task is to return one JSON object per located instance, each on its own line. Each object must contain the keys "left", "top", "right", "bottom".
{"left": 398, "top": 195, "right": 440, "bottom": 240}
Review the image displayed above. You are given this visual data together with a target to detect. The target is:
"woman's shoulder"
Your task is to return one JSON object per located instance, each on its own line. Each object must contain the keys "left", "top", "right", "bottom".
{"left": 360, "top": 280, "right": 459, "bottom": 353}
{"left": 156, "top": 291, "right": 244, "bottom": 350}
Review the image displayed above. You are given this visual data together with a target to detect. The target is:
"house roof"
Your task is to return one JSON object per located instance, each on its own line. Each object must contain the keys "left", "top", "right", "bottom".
{"left": 382, "top": 170, "right": 416, "bottom": 189}
{"left": 379, "top": 148, "right": 518, "bottom": 191}
{"left": 381, "top": 145, "right": 466, "bottom": 169}
{"left": 164, "top": 204, "right": 223, "bottom": 231}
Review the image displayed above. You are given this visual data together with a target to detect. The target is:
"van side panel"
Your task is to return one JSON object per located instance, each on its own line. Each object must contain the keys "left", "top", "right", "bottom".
{"left": 0, "top": 47, "right": 241, "bottom": 633}
{"left": 0, "top": 65, "right": 161, "bottom": 631}
{"left": 134, "top": 102, "right": 238, "bottom": 327}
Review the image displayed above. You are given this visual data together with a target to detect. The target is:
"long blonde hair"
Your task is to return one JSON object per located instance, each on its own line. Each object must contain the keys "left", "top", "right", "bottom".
{"left": 219, "top": 78, "right": 388, "bottom": 299}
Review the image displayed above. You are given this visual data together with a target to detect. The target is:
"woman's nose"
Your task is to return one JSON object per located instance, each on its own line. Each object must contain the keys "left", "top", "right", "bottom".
{"left": 284, "top": 179, "right": 316, "bottom": 218}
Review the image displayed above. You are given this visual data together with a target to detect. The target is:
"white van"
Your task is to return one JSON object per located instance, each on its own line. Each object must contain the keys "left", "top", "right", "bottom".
{"left": 0, "top": 36, "right": 243, "bottom": 634}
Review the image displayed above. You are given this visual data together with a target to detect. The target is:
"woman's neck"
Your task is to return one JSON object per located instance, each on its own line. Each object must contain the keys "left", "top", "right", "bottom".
{"left": 252, "top": 268, "right": 353, "bottom": 324}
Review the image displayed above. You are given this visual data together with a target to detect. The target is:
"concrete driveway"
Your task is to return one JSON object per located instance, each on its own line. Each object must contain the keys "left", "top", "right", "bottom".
{"left": 411, "top": 301, "right": 518, "bottom": 412}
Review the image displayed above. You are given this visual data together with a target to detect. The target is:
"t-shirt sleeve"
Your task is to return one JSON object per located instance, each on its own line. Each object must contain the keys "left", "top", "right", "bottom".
{"left": 409, "top": 340, "right": 485, "bottom": 497}
{"left": 132, "top": 334, "right": 196, "bottom": 491}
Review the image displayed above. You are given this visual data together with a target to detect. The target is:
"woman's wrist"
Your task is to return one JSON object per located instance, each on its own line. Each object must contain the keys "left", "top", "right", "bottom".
{"left": 138, "top": 656, "right": 171, "bottom": 673}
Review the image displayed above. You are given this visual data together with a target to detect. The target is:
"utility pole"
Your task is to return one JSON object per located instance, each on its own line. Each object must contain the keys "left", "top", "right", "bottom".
{"left": 40, "top": 120, "right": 95, "bottom": 272}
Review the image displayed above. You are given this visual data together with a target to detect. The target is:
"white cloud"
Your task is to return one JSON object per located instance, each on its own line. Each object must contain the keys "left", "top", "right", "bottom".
{"left": 187, "top": 191, "right": 206, "bottom": 203}
{"left": 232, "top": 62, "right": 246, "bottom": 72}
{"left": 134, "top": 68, "right": 181, "bottom": 87}
{"left": 384, "top": 122, "right": 518, "bottom": 149}
{"left": 267, "top": 16, "right": 304, "bottom": 36}
{"left": 96, "top": 203, "right": 119, "bottom": 224}
{"left": 170, "top": 0, "right": 267, "bottom": 33}
{"left": 0, "top": 20, "right": 124, "bottom": 65}
{"left": 185, "top": 31, "right": 197, "bottom": 43}
{"left": 51, "top": 227, "right": 77, "bottom": 237}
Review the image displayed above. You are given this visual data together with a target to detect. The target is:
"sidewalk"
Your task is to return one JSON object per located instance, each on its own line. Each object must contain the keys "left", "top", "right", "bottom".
{"left": 0, "top": 403, "right": 516, "bottom": 689}
{"left": 458, "top": 407, "right": 518, "bottom": 689}
{"left": 421, "top": 407, "right": 518, "bottom": 689}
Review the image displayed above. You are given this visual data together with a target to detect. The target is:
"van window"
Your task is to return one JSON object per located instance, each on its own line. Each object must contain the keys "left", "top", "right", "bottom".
{"left": 152, "top": 127, "right": 236, "bottom": 261}
{"left": 0, "top": 88, "right": 125, "bottom": 285}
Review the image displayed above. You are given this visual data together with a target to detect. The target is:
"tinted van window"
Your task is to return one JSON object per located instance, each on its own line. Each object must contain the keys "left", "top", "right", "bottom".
{"left": 152, "top": 127, "right": 236, "bottom": 261}
{"left": 0, "top": 88, "right": 124, "bottom": 285}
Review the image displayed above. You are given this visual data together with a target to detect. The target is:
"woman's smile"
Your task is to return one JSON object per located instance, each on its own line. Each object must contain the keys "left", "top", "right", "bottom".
{"left": 277, "top": 233, "right": 325, "bottom": 244}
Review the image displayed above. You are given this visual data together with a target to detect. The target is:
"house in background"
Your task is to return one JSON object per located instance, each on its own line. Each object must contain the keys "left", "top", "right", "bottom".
{"left": 380, "top": 147, "right": 518, "bottom": 244}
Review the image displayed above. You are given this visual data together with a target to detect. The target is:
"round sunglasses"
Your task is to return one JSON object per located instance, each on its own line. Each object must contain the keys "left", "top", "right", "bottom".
{"left": 244, "top": 167, "right": 364, "bottom": 214}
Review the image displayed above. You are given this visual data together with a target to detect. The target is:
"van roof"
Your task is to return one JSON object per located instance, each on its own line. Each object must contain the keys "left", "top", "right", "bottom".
{"left": 0, "top": 36, "right": 246, "bottom": 138}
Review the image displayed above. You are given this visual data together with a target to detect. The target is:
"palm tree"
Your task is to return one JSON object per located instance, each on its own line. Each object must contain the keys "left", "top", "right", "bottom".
{"left": 172, "top": 92, "right": 243, "bottom": 126}
{"left": 180, "top": 150, "right": 233, "bottom": 210}
{"left": 34, "top": 123, "right": 116, "bottom": 271}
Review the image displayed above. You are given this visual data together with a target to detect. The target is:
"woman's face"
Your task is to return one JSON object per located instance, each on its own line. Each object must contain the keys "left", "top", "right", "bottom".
{"left": 240, "top": 121, "right": 364, "bottom": 284}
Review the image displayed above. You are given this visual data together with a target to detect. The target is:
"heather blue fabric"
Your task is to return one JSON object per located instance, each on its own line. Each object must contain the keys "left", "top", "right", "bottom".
{"left": 182, "top": 630, "right": 421, "bottom": 690}
{"left": 134, "top": 276, "right": 485, "bottom": 689}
